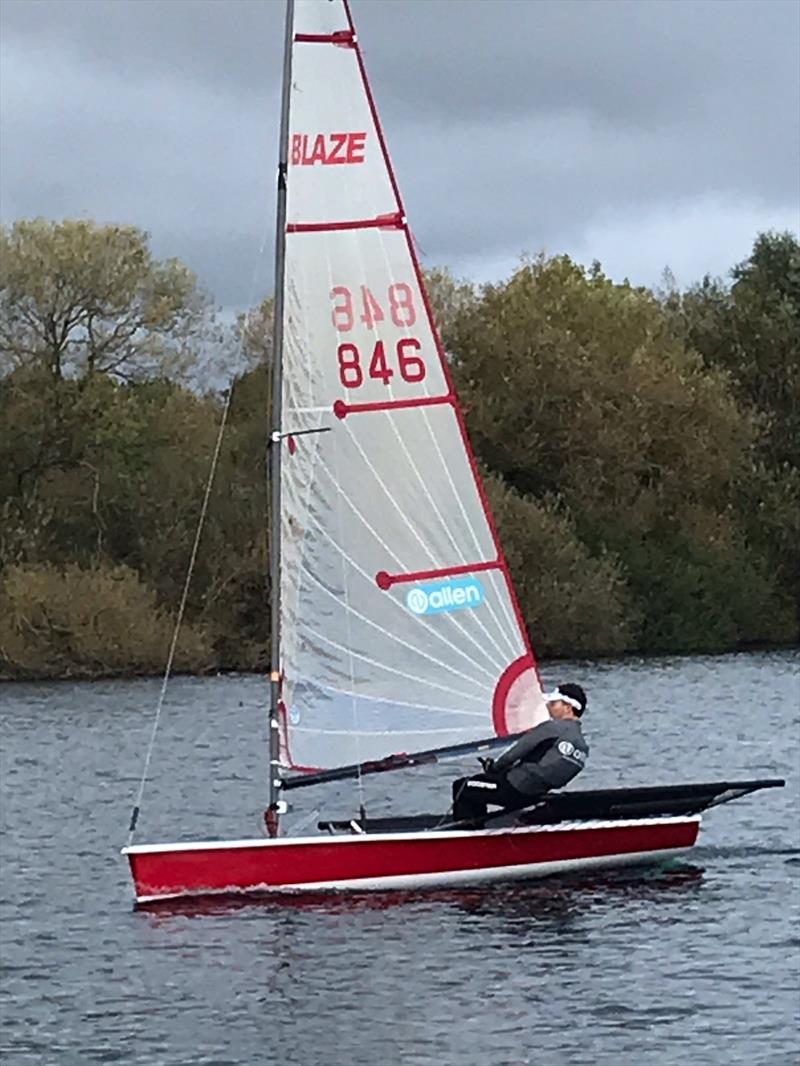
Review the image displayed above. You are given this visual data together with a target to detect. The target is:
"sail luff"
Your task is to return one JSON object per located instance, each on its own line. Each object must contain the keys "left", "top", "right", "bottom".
{"left": 341, "top": 0, "right": 539, "bottom": 684}
{"left": 267, "top": 0, "right": 296, "bottom": 820}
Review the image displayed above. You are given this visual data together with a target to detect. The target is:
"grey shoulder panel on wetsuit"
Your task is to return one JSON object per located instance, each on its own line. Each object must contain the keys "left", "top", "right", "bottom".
{"left": 499, "top": 718, "right": 589, "bottom": 798}
{"left": 492, "top": 720, "right": 563, "bottom": 772}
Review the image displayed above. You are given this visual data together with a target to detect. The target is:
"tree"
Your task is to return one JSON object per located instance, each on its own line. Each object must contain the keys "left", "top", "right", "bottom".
{"left": 485, "top": 474, "right": 634, "bottom": 656}
{"left": 1, "top": 224, "right": 796, "bottom": 676}
{"left": 423, "top": 266, "right": 477, "bottom": 352}
{"left": 448, "top": 254, "right": 754, "bottom": 515}
{"left": 677, "top": 231, "right": 800, "bottom": 469}
{"left": 0, "top": 218, "right": 212, "bottom": 381}
{"left": 445, "top": 253, "right": 794, "bottom": 651}
{"left": 668, "top": 232, "right": 800, "bottom": 629}
{"left": 236, "top": 295, "right": 274, "bottom": 369}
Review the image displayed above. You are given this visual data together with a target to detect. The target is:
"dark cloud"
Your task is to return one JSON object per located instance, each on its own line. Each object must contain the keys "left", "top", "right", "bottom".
{"left": 1, "top": 0, "right": 798, "bottom": 308}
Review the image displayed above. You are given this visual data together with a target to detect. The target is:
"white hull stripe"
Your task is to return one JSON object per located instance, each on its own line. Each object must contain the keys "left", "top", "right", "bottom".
{"left": 123, "top": 815, "right": 701, "bottom": 855}
{"left": 134, "top": 845, "right": 694, "bottom": 903}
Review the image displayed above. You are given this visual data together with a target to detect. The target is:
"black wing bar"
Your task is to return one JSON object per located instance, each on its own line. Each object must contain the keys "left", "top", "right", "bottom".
{"left": 280, "top": 731, "right": 525, "bottom": 791}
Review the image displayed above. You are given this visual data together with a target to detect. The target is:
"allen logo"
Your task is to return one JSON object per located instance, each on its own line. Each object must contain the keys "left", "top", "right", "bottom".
{"left": 406, "top": 578, "right": 485, "bottom": 617}
{"left": 557, "top": 740, "right": 586, "bottom": 764}
{"left": 291, "top": 132, "right": 367, "bottom": 166}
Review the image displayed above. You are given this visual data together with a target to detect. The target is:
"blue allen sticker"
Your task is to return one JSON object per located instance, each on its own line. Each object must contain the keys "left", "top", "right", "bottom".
{"left": 405, "top": 577, "right": 485, "bottom": 616}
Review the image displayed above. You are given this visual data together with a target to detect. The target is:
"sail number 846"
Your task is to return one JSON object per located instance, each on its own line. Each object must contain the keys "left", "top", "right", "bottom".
{"left": 330, "top": 283, "right": 426, "bottom": 388}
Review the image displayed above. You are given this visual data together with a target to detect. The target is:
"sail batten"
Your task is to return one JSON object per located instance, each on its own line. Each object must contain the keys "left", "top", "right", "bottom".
{"left": 279, "top": 0, "right": 544, "bottom": 772}
{"left": 287, "top": 215, "right": 404, "bottom": 234}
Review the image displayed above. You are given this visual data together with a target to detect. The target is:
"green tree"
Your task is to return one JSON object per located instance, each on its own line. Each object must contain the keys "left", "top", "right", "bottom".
{"left": 667, "top": 231, "right": 800, "bottom": 627}
{"left": 676, "top": 231, "right": 800, "bottom": 469}
{"left": 447, "top": 254, "right": 795, "bottom": 651}
{"left": 423, "top": 267, "right": 477, "bottom": 352}
{"left": 2, "top": 221, "right": 796, "bottom": 678}
{"left": 485, "top": 474, "right": 634, "bottom": 656}
{"left": 0, "top": 366, "right": 270, "bottom": 672}
{"left": 236, "top": 295, "right": 274, "bottom": 369}
{"left": 0, "top": 218, "right": 212, "bottom": 381}
{"left": 449, "top": 254, "right": 753, "bottom": 513}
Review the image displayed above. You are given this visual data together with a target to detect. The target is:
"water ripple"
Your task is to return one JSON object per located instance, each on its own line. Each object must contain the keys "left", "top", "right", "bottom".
{"left": 0, "top": 650, "right": 798, "bottom": 1065}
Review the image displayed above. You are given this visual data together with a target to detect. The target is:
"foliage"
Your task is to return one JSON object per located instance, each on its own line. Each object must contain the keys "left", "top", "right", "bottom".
{"left": 485, "top": 475, "right": 634, "bottom": 656}
{"left": 686, "top": 232, "right": 800, "bottom": 470}
{"left": 0, "top": 365, "right": 269, "bottom": 673}
{"left": 446, "top": 252, "right": 797, "bottom": 651}
{"left": 0, "top": 216, "right": 796, "bottom": 678}
{"left": 448, "top": 254, "right": 753, "bottom": 508}
{"left": 663, "top": 231, "right": 800, "bottom": 623}
{"left": 0, "top": 563, "right": 212, "bottom": 679}
{"left": 236, "top": 296, "right": 274, "bottom": 370}
{"left": 423, "top": 267, "right": 477, "bottom": 352}
{"left": 0, "top": 218, "right": 212, "bottom": 381}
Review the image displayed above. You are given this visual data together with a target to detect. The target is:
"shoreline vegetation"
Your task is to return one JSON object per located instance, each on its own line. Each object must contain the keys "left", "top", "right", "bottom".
{"left": 1, "top": 219, "right": 798, "bottom": 682}
{"left": 1, "top": 644, "right": 796, "bottom": 688}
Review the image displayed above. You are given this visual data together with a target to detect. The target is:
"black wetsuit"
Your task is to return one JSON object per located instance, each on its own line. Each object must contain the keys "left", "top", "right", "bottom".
{"left": 451, "top": 718, "right": 589, "bottom": 822}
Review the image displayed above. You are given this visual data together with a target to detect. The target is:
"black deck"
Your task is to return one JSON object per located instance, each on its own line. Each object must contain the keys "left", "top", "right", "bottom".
{"left": 317, "top": 779, "right": 785, "bottom": 835}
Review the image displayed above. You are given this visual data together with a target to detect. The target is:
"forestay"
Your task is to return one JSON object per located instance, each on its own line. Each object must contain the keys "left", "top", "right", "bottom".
{"left": 278, "top": 0, "right": 545, "bottom": 771}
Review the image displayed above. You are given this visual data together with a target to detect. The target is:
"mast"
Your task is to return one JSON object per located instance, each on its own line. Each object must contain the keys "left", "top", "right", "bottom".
{"left": 266, "top": 0, "right": 295, "bottom": 834}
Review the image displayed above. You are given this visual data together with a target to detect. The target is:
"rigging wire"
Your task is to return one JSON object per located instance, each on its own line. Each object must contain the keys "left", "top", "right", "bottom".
{"left": 126, "top": 222, "right": 273, "bottom": 847}
{"left": 125, "top": 385, "right": 233, "bottom": 847}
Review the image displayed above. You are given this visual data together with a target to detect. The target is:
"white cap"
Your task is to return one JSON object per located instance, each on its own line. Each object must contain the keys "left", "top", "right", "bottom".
{"left": 543, "top": 688, "right": 583, "bottom": 712}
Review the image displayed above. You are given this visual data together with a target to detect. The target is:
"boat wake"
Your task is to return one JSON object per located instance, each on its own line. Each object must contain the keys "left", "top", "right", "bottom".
{"left": 692, "top": 844, "right": 800, "bottom": 867}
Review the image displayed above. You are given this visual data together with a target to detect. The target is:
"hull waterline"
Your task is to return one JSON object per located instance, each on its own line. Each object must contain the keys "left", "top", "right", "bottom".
{"left": 123, "top": 816, "right": 700, "bottom": 903}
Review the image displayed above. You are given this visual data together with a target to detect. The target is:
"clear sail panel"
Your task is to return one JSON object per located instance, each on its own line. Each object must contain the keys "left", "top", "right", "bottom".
{"left": 279, "top": 2, "right": 544, "bottom": 770}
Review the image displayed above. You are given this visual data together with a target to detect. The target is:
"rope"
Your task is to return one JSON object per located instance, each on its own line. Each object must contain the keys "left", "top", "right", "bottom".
{"left": 126, "top": 387, "right": 233, "bottom": 846}
{"left": 126, "top": 221, "right": 272, "bottom": 848}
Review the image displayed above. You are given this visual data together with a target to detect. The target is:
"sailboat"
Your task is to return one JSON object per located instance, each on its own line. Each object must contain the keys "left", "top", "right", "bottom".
{"left": 123, "top": 0, "right": 783, "bottom": 904}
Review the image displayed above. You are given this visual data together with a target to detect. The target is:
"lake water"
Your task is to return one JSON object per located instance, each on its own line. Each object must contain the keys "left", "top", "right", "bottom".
{"left": 1, "top": 651, "right": 798, "bottom": 1065}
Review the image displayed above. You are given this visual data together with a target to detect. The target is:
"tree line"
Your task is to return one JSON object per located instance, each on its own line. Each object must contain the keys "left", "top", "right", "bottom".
{"left": 0, "top": 218, "right": 797, "bottom": 679}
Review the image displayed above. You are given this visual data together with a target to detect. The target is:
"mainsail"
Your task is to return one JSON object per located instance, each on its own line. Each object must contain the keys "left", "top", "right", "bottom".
{"left": 278, "top": 0, "right": 545, "bottom": 772}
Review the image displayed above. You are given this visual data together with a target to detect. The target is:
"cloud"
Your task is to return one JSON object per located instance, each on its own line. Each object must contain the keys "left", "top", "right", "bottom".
{"left": 1, "top": 0, "right": 797, "bottom": 310}
{"left": 566, "top": 195, "right": 800, "bottom": 290}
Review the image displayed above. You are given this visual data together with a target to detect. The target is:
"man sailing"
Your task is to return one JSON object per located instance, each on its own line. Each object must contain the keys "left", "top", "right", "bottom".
{"left": 451, "top": 683, "right": 589, "bottom": 823}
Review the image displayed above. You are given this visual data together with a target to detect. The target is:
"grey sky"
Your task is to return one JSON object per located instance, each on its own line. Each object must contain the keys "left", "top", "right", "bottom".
{"left": 1, "top": 0, "right": 798, "bottom": 313}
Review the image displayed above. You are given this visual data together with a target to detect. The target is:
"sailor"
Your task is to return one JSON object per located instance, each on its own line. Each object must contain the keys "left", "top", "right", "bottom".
{"left": 451, "top": 683, "right": 589, "bottom": 823}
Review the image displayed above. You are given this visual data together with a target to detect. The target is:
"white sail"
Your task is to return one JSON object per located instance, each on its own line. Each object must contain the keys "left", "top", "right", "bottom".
{"left": 279, "top": 0, "right": 545, "bottom": 771}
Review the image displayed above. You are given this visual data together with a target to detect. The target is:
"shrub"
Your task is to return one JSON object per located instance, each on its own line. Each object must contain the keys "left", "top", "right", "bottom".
{"left": 0, "top": 562, "right": 214, "bottom": 680}
{"left": 486, "top": 475, "right": 635, "bottom": 657}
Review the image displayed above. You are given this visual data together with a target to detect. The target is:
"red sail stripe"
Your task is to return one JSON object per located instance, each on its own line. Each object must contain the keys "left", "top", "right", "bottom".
{"left": 287, "top": 212, "right": 402, "bottom": 234}
{"left": 333, "top": 394, "right": 453, "bottom": 420}
{"left": 294, "top": 31, "right": 354, "bottom": 46}
{"left": 375, "top": 560, "right": 502, "bottom": 590}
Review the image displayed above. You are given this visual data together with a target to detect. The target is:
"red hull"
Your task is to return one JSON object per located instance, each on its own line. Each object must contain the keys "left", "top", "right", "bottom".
{"left": 123, "top": 817, "right": 700, "bottom": 903}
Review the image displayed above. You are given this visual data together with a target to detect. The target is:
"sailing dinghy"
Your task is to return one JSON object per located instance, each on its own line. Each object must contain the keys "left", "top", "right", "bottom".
{"left": 123, "top": 0, "right": 783, "bottom": 904}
